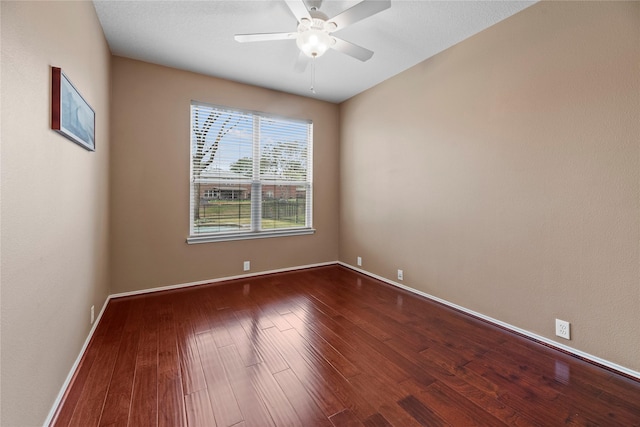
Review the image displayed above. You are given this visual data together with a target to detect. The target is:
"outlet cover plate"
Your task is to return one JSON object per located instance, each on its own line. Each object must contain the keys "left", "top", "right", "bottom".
{"left": 555, "top": 319, "right": 570, "bottom": 340}
{"left": 243, "top": 261, "right": 250, "bottom": 271}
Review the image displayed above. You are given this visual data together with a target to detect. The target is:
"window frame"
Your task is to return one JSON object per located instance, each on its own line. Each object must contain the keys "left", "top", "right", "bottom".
{"left": 187, "top": 101, "right": 314, "bottom": 244}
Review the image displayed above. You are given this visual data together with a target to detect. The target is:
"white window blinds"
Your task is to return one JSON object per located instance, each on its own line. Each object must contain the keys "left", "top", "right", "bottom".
{"left": 189, "top": 102, "right": 313, "bottom": 243}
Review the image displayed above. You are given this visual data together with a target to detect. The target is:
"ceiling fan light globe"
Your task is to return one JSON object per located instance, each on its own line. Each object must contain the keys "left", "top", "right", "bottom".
{"left": 296, "top": 29, "right": 331, "bottom": 58}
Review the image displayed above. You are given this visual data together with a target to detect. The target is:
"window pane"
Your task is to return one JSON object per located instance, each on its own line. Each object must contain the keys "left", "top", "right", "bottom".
{"left": 259, "top": 118, "right": 309, "bottom": 183}
{"left": 261, "top": 185, "right": 307, "bottom": 230}
{"left": 191, "top": 106, "right": 253, "bottom": 234}
{"left": 193, "top": 187, "right": 252, "bottom": 234}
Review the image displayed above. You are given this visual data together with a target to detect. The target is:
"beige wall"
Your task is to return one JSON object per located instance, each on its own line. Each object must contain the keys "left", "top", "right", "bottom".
{"left": 340, "top": 2, "right": 640, "bottom": 371}
{"left": 1, "top": 1, "right": 111, "bottom": 425}
{"left": 110, "top": 57, "right": 340, "bottom": 294}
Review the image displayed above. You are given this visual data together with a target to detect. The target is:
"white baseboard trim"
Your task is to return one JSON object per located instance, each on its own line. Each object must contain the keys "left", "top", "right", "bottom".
{"left": 109, "top": 261, "right": 337, "bottom": 299}
{"left": 43, "top": 297, "right": 110, "bottom": 427}
{"left": 337, "top": 262, "right": 640, "bottom": 381}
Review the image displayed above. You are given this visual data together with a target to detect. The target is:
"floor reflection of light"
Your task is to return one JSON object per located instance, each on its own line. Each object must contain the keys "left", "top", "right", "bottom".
{"left": 243, "top": 284, "right": 250, "bottom": 296}
{"left": 193, "top": 330, "right": 216, "bottom": 363}
{"left": 555, "top": 360, "right": 570, "bottom": 385}
{"left": 397, "top": 295, "right": 403, "bottom": 308}
{"left": 357, "top": 278, "right": 362, "bottom": 289}
{"left": 291, "top": 297, "right": 313, "bottom": 340}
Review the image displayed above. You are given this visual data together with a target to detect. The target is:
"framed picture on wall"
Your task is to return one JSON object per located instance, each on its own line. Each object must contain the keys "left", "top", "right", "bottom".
{"left": 51, "top": 66, "right": 95, "bottom": 151}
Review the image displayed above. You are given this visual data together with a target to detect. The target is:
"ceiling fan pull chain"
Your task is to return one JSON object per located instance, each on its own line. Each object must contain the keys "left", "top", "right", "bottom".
{"left": 310, "top": 57, "right": 316, "bottom": 94}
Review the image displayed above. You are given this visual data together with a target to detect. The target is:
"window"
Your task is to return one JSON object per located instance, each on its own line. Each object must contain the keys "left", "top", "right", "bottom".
{"left": 188, "top": 102, "right": 313, "bottom": 243}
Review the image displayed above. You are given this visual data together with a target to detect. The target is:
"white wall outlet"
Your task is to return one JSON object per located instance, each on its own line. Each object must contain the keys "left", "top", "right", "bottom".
{"left": 243, "top": 261, "right": 250, "bottom": 271}
{"left": 555, "top": 319, "right": 571, "bottom": 340}
{"left": 397, "top": 269, "right": 404, "bottom": 281}
{"left": 90, "top": 305, "right": 95, "bottom": 325}
{"left": 357, "top": 256, "right": 362, "bottom": 267}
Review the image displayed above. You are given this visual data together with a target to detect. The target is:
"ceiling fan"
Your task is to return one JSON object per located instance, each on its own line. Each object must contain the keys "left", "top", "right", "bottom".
{"left": 234, "top": 0, "right": 391, "bottom": 64}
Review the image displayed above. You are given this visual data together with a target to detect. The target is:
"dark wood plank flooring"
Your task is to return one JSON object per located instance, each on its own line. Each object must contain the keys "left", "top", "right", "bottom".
{"left": 51, "top": 265, "right": 640, "bottom": 426}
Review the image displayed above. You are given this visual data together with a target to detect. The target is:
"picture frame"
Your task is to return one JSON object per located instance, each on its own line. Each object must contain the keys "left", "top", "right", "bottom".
{"left": 51, "top": 67, "right": 95, "bottom": 151}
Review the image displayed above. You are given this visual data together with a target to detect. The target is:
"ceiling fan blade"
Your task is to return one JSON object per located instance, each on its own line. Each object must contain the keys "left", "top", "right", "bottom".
{"left": 284, "top": 0, "right": 311, "bottom": 22}
{"left": 234, "top": 32, "right": 297, "bottom": 43}
{"left": 328, "top": 0, "right": 391, "bottom": 31}
{"left": 331, "top": 37, "right": 374, "bottom": 62}
{"left": 294, "top": 51, "right": 309, "bottom": 72}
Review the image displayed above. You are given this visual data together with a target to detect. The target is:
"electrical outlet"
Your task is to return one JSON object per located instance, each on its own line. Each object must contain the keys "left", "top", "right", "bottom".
{"left": 555, "top": 319, "right": 571, "bottom": 340}
{"left": 357, "top": 256, "right": 362, "bottom": 267}
{"left": 243, "top": 261, "right": 250, "bottom": 271}
{"left": 397, "top": 269, "right": 403, "bottom": 281}
{"left": 90, "top": 305, "right": 95, "bottom": 325}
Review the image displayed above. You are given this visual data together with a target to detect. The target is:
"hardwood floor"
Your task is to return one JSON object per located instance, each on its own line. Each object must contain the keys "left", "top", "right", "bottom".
{"left": 51, "top": 265, "right": 640, "bottom": 426}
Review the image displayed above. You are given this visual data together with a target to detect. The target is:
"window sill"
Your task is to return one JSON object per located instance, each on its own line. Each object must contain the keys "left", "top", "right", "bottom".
{"left": 187, "top": 228, "right": 316, "bottom": 244}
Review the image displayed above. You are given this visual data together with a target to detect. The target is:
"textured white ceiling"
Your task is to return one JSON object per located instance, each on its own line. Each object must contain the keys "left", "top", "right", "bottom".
{"left": 93, "top": 0, "right": 535, "bottom": 103}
